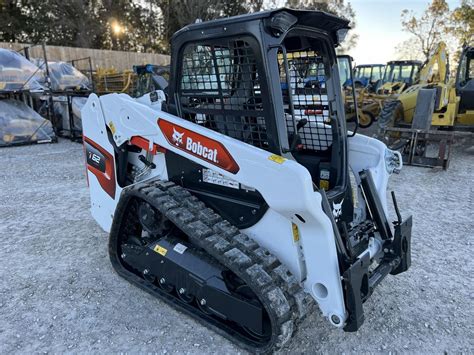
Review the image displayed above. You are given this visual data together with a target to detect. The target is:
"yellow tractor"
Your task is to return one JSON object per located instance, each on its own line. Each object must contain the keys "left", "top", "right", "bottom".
{"left": 376, "top": 60, "right": 422, "bottom": 96}
{"left": 341, "top": 58, "right": 422, "bottom": 129}
{"left": 379, "top": 43, "right": 474, "bottom": 168}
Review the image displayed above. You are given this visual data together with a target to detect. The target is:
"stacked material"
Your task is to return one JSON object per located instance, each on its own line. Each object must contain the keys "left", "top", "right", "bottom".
{"left": 0, "top": 99, "right": 55, "bottom": 146}
{"left": 48, "top": 62, "right": 91, "bottom": 91}
{"left": 0, "top": 49, "right": 45, "bottom": 91}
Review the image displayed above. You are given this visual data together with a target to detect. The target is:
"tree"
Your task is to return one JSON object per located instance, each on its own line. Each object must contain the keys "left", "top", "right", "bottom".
{"left": 0, "top": 0, "right": 164, "bottom": 52}
{"left": 400, "top": 0, "right": 450, "bottom": 61}
{"left": 393, "top": 39, "right": 424, "bottom": 61}
{"left": 283, "top": 0, "right": 359, "bottom": 52}
{"left": 0, "top": 0, "right": 31, "bottom": 43}
{"left": 153, "top": 0, "right": 264, "bottom": 53}
{"left": 447, "top": 0, "right": 474, "bottom": 63}
{"left": 448, "top": 0, "right": 474, "bottom": 45}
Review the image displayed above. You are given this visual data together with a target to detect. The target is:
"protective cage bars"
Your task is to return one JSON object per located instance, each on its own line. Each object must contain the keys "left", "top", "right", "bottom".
{"left": 177, "top": 38, "right": 335, "bottom": 155}
{"left": 279, "top": 49, "right": 333, "bottom": 152}
{"left": 179, "top": 39, "right": 269, "bottom": 150}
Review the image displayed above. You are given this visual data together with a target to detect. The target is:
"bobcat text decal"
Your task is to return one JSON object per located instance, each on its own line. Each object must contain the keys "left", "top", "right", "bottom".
{"left": 158, "top": 119, "right": 240, "bottom": 174}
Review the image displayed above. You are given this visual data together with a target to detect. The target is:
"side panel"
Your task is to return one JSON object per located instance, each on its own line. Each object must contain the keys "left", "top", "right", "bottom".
{"left": 348, "top": 133, "right": 395, "bottom": 218}
{"left": 81, "top": 94, "right": 122, "bottom": 232}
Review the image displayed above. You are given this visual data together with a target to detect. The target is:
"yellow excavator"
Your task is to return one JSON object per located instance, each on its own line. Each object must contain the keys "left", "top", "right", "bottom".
{"left": 379, "top": 42, "right": 474, "bottom": 168}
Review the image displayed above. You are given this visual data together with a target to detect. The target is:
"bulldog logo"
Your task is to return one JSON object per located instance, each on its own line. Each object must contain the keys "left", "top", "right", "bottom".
{"left": 172, "top": 127, "right": 184, "bottom": 146}
{"left": 332, "top": 199, "right": 344, "bottom": 220}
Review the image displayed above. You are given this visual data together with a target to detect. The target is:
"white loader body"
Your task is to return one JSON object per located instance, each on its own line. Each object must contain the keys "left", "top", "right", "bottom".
{"left": 82, "top": 90, "right": 400, "bottom": 328}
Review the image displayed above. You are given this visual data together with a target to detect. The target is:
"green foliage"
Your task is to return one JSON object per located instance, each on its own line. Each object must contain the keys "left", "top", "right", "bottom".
{"left": 448, "top": 0, "right": 473, "bottom": 48}
{"left": 400, "top": 0, "right": 450, "bottom": 61}
{"left": 1, "top": 0, "right": 358, "bottom": 54}
{"left": 0, "top": 0, "right": 171, "bottom": 52}
{"left": 154, "top": 0, "right": 263, "bottom": 52}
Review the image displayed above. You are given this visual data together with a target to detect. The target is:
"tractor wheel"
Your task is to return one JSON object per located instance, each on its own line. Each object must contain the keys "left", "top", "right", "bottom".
{"left": 358, "top": 110, "right": 375, "bottom": 128}
{"left": 377, "top": 100, "right": 403, "bottom": 129}
{"left": 376, "top": 100, "right": 406, "bottom": 148}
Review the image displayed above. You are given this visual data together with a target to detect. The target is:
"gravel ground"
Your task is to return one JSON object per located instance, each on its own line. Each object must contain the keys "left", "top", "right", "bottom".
{"left": 0, "top": 138, "right": 473, "bottom": 354}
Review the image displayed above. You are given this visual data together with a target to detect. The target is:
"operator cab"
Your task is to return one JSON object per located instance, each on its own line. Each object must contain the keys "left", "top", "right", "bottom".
{"left": 378, "top": 60, "right": 421, "bottom": 94}
{"left": 167, "top": 9, "right": 353, "bottom": 226}
{"left": 456, "top": 46, "right": 474, "bottom": 112}
{"left": 350, "top": 64, "right": 385, "bottom": 91}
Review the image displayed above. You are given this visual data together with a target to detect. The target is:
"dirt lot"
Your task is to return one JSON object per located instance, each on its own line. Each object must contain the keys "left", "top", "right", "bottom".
{"left": 0, "top": 138, "right": 473, "bottom": 354}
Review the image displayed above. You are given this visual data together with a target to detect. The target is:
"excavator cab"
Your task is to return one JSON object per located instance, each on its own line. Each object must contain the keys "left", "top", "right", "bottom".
{"left": 350, "top": 64, "right": 385, "bottom": 91}
{"left": 456, "top": 46, "right": 474, "bottom": 112}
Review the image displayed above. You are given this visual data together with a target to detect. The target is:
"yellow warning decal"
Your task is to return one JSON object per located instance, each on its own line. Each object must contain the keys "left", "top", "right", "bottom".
{"left": 0, "top": 82, "right": 5, "bottom": 90}
{"left": 153, "top": 244, "right": 167, "bottom": 256}
{"left": 268, "top": 154, "right": 286, "bottom": 164}
{"left": 108, "top": 121, "right": 116, "bottom": 134}
{"left": 292, "top": 223, "right": 300, "bottom": 242}
{"left": 320, "top": 180, "right": 329, "bottom": 191}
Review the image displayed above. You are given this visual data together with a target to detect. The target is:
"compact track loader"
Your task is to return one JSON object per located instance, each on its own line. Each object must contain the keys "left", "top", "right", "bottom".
{"left": 82, "top": 9, "right": 412, "bottom": 353}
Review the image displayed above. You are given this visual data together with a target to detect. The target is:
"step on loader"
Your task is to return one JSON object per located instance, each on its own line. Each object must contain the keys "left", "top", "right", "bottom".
{"left": 81, "top": 9, "right": 412, "bottom": 353}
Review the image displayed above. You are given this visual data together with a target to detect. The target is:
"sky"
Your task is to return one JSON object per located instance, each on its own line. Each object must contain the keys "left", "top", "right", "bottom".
{"left": 347, "top": 0, "right": 461, "bottom": 65}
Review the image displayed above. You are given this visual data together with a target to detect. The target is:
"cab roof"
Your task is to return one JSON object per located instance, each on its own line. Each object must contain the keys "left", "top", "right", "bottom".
{"left": 172, "top": 8, "right": 350, "bottom": 46}
{"left": 355, "top": 64, "right": 385, "bottom": 67}
{"left": 386, "top": 60, "right": 422, "bottom": 66}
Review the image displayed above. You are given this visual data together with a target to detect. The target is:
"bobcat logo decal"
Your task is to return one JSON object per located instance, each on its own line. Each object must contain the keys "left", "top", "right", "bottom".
{"left": 158, "top": 119, "right": 240, "bottom": 174}
{"left": 172, "top": 127, "right": 184, "bottom": 146}
{"left": 332, "top": 199, "right": 344, "bottom": 220}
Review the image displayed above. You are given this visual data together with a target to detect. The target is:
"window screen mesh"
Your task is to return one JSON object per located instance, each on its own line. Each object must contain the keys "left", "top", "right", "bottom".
{"left": 179, "top": 40, "right": 268, "bottom": 150}
{"left": 279, "top": 50, "right": 333, "bottom": 152}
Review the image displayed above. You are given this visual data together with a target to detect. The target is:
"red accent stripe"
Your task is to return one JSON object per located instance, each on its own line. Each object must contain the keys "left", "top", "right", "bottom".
{"left": 83, "top": 136, "right": 116, "bottom": 199}
{"left": 81, "top": 140, "right": 89, "bottom": 187}
{"left": 130, "top": 136, "right": 165, "bottom": 154}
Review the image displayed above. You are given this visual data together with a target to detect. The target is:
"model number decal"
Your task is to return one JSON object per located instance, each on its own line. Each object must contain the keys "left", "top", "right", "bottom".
{"left": 89, "top": 152, "right": 101, "bottom": 164}
{"left": 85, "top": 142, "right": 106, "bottom": 173}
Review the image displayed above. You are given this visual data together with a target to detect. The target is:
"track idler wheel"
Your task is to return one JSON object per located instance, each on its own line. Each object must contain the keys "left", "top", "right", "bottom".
{"left": 158, "top": 277, "right": 174, "bottom": 293}
{"left": 196, "top": 297, "right": 213, "bottom": 315}
{"left": 177, "top": 286, "right": 194, "bottom": 303}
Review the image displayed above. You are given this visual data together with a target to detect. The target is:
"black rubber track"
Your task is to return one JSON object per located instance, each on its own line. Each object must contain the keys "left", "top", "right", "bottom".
{"left": 108, "top": 179, "right": 315, "bottom": 353}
